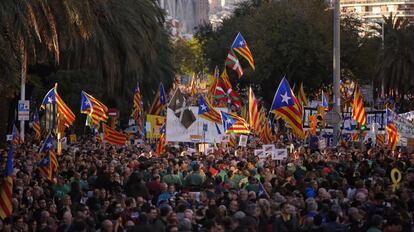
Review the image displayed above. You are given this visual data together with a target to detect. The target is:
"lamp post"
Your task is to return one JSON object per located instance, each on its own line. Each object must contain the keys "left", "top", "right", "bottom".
{"left": 332, "top": 0, "right": 341, "bottom": 147}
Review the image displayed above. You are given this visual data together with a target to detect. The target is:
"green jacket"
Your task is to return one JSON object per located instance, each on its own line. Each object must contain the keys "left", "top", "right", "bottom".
{"left": 162, "top": 174, "right": 182, "bottom": 186}
{"left": 185, "top": 171, "right": 204, "bottom": 187}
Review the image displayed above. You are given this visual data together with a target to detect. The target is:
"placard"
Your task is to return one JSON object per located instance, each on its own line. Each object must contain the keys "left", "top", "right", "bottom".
{"left": 319, "top": 139, "right": 326, "bottom": 150}
{"left": 254, "top": 149, "right": 267, "bottom": 159}
{"left": 272, "top": 149, "right": 288, "bottom": 160}
{"left": 239, "top": 135, "right": 248, "bottom": 147}
{"left": 198, "top": 143, "right": 210, "bottom": 153}
{"left": 262, "top": 144, "right": 275, "bottom": 153}
{"left": 146, "top": 115, "right": 166, "bottom": 139}
{"left": 221, "top": 135, "right": 230, "bottom": 143}
{"left": 206, "top": 147, "right": 214, "bottom": 155}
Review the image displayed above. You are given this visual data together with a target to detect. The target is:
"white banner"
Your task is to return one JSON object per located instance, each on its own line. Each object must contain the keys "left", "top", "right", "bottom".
{"left": 166, "top": 107, "right": 227, "bottom": 143}
{"left": 388, "top": 109, "right": 414, "bottom": 138}
{"left": 400, "top": 111, "right": 414, "bottom": 122}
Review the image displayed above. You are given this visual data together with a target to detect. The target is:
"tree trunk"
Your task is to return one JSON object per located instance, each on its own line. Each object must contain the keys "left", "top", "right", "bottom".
{"left": 0, "top": 96, "right": 11, "bottom": 148}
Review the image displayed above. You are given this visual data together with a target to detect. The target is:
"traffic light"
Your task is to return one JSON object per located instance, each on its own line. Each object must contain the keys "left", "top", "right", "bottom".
{"left": 308, "top": 115, "right": 317, "bottom": 135}
{"left": 316, "top": 106, "right": 325, "bottom": 128}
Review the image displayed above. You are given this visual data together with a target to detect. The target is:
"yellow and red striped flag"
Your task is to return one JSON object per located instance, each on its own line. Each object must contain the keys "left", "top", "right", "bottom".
{"left": 131, "top": 81, "right": 143, "bottom": 134}
{"left": 11, "top": 124, "right": 22, "bottom": 145}
{"left": 198, "top": 96, "right": 222, "bottom": 124}
{"left": 148, "top": 83, "right": 167, "bottom": 116}
{"left": 32, "top": 110, "right": 42, "bottom": 139}
{"left": 0, "top": 147, "right": 14, "bottom": 219}
{"left": 297, "top": 83, "right": 308, "bottom": 107}
{"left": 352, "top": 85, "right": 367, "bottom": 126}
{"left": 207, "top": 67, "right": 220, "bottom": 103}
{"left": 38, "top": 134, "right": 58, "bottom": 181}
{"left": 221, "top": 111, "right": 250, "bottom": 134}
{"left": 81, "top": 91, "right": 108, "bottom": 128}
{"left": 270, "top": 78, "right": 304, "bottom": 138}
{"left": 228, "top": 134, "right": 237, "bottom": 148}
{"left": 351, "top": 133, "right": 359, "bottom": 141}
{"left": 156, "top": 124, "right": 166, "bottom": 155}
{"left": 376, "top": 134, "right": 385, "bottom": 147}
{"left": 260, "top": 122, "right": 270, "bottom": 144}
{"left": 386, "top": 124, "right": 398, "bottom": 150}
{"left": 41, "top": 84, "right": 76, "bottom": 128}
{"left": 38, "top": 151, "right": 58, "bottom": 182}
{"left": 386, "top": 109, "right": 399, "bottom": 150}
{"left": 103, "top": 124, "right": 127, "bottom": 145}
{"left": 248, "top": 87, "right": 261, "bottom": 135}
{"left": 190, "top": 74, "right": 197, "bottom": 96}
{"left": 231, "top": 32, "right": 255, "bottom": 70}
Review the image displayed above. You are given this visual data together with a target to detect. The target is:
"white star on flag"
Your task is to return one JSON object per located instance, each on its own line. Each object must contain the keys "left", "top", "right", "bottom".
{"left": 281, "top": 92, "right": 291, "bottom": 105}
{"left": 201, "top": 104, "right": 207, "bottom": 111}
{"left": 48, "top": 97, "right": 53, "bottom": 103}
{"left": 239, "top": 41, "right": 244, "bottom": 46}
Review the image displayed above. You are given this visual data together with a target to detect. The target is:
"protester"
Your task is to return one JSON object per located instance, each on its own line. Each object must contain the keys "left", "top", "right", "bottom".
{"left": 0, "top": 135, "right": 413, "bottom": 232}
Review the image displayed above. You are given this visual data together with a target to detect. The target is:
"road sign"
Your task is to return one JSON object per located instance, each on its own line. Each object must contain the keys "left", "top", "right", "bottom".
{"left": 325, "top": 111, "right": 342, "bottom": 125}
{"left": 18, "top": 100, "right": 30, "bottom": 121}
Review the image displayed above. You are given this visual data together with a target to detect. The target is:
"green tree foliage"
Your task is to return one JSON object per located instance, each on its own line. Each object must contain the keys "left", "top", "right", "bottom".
{"left": 196, "top": 0, "right": 378, "bottom": 106}
{"left": 376, "top": 14, "right": 414, "bottom": 102}
{"left": 0, "top": 0, "right": 174, "bottom": 144}
{"left": 172, "top": 38, "right": 208, "bottom": 75}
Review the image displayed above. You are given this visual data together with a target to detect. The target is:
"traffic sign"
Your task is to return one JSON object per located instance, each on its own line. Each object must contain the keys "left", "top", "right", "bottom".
{"left": 18, "top": 100, "right": 30, "bottom": 121}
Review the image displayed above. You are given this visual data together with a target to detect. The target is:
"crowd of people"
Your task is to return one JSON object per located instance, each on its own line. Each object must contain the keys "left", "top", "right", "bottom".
{"left": 0, "top": 135, "right": 413, "bottom": 232}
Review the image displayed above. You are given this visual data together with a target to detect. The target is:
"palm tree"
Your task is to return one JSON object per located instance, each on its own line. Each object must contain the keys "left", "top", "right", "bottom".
{"left": 376, "top": 14, "right": 414, "bottom": 109}
{"left": 0, "top": 0, "right": 174, "bottom": 146}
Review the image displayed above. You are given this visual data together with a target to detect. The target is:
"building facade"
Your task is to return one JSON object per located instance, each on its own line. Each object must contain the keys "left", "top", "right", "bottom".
{"left": 341, "top": 0, "right": 414, "bottom": 24}
{"left": 157, "top": 0, "right": 209, "bottom": 36}
{"left": 195, "top": 0, "right": 210, "bottom": 27}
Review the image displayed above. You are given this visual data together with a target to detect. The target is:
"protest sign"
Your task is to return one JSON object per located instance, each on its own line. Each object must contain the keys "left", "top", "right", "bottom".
{"left": 239, "top": 135, "right": 248, "bottom": 147}
{"left": 272, "top": 149, "right": 288, "bottom": 160}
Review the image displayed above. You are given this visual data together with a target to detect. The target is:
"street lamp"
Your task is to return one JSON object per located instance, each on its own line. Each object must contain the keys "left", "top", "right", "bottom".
{"left": 332, "top": 0, "right": 341, "bottom": 147}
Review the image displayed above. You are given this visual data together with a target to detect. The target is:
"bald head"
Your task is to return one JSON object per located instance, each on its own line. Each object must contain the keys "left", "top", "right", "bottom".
{"left": 102, "top": 219, "right": 113, "bottom": 232}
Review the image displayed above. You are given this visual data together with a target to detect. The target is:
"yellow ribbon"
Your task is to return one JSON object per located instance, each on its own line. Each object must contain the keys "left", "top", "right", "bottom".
{"left": 390, "top": 168, "right": 402, "bottom": 192}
